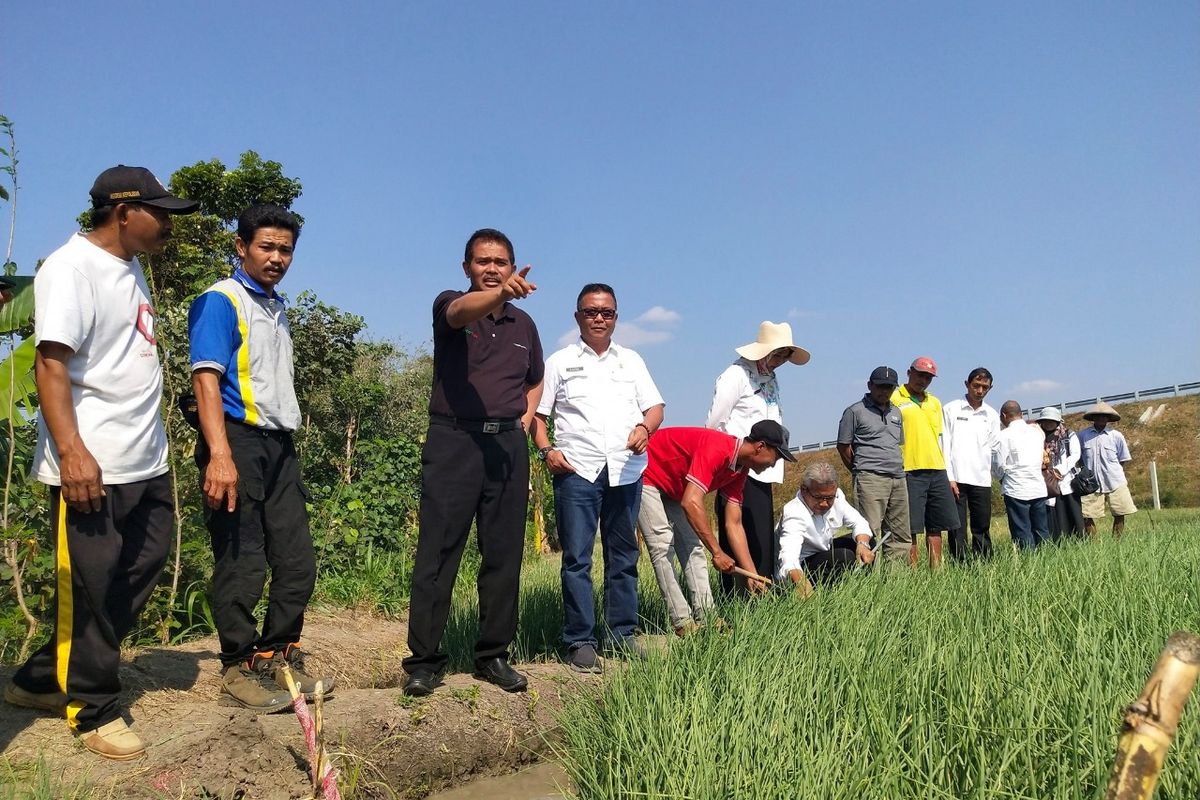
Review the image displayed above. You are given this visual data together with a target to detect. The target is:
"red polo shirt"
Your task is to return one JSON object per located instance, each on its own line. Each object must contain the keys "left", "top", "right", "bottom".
{"left": 642, "top": 427, "right": 747, "bottom": 504}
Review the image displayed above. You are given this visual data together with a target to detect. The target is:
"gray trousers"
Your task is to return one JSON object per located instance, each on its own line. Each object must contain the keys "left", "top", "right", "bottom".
{"left": 638, "top": 485, "right": 713, "bottom": 629}
{"left": 853, "top": 471, "right": 912, "bottom": 562}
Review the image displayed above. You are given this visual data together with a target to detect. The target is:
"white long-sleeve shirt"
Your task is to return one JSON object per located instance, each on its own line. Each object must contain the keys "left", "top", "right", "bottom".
{"left": 942, "top": 398, "right": 1000, "bottom": 487}
{"left": 991, "top": 419, "right": 1048, "bottom": 501}
{"left": 776, "top": 488, "right": 872, "bottom": 579}
{"left": 706, "top": 358, "right": 784, "bottom": 483}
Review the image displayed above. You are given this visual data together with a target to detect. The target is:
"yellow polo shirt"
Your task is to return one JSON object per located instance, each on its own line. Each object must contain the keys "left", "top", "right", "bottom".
{"left": 891, "top": 385, "right": 946, "bottom": 471}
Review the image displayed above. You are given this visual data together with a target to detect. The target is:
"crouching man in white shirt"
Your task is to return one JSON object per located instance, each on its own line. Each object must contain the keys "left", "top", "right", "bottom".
{"left": 777, "top": 462, "right": 875, "bottom": 597}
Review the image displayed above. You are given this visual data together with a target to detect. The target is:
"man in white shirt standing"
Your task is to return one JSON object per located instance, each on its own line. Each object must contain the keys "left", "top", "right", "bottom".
{"left": 1076, "top": 401, "right": 1137, "bottom": 537}
{"left": 533, "top": 283, "right": 665, "bottom": 673}
{"left": 941, "top": 367, "right": 1000, "bottom": 559}
{"left": 4, "top": 166, "right": 197, "bottom": 760}
{"left": 991, "top": 401, "right": 1049, "bottom": 549}
{"left": 776, "top": 462, "right": 875, "bottom": 597}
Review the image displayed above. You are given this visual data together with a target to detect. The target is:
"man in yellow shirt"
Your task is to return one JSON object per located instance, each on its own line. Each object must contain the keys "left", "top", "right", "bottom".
{"left": 891, "top": 357, "right": 958, "bottom": 567}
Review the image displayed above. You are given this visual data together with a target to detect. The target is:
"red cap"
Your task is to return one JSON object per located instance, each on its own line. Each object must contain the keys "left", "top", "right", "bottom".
{"left": 910, "top": 356, "right": 938, "bottom": 376}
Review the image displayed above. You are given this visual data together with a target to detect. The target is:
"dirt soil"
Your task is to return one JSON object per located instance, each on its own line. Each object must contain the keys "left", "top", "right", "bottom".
{"left": 0, "top": 612, "right": 599, "bottom": 799}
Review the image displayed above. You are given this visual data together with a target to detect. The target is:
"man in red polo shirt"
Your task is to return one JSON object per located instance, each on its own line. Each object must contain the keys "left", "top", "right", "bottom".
{"left": 638, "top": 420, "right": 793, "bottom": 635}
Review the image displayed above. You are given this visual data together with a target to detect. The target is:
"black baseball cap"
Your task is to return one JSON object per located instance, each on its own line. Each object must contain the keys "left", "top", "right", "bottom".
{"left": 747, "top": 420, "right": 796, "bottom": 462}
{"left": 89, "top": 165, "right": 199, "bottom": 213}
{"left": 869, "top": 366, "right": 899, "bottom": 386}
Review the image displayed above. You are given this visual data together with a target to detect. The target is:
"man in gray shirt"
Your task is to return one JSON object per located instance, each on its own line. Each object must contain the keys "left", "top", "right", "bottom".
{"left": 836, "top": 366, "right": 911, "bottom": 562}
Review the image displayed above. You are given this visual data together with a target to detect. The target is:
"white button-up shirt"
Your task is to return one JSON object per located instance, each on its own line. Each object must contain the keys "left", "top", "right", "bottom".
{"left": 537, "top": 339, "right": 665, "bottom": 486}
{"left": 942, "top": 398, "right": 1000, "bottom": 487}
{"left": 991, "top": 419, "right": 1048, "bottom": 501}
{"left": 776, "top": 488, "right": 872, "bottom": 579}
{"left": 706, "top": 358, "right": 785, "bottom": 484}
{"left": 1077, "top": 425, "right": 1132, "bottom": 493}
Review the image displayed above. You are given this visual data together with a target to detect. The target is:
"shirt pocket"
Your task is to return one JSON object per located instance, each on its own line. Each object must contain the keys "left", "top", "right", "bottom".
{"left": 611, "top": 373, "right": 641, "bottom": 413}
{"left": 562, "top": 373, "right": 590, "bottom": 401}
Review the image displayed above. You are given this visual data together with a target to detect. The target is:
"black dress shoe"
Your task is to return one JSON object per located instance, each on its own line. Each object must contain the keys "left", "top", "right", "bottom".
{"left": 473, "top": 657, "right": 528, "bottom": 692}
{"left": 403, "top": 669, "right": 440, "bottom": 697}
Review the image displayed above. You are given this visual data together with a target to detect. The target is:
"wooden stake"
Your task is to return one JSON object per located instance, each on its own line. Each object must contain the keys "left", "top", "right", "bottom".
{"left": 732, "top": 566, "right": 772, "bottom": 585}
{"left": 1104, "top": 631, "right": 1200, "bottom": 800}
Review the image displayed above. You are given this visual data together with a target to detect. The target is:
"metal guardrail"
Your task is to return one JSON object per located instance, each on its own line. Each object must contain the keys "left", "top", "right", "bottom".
{"left": 792, "top": 380, "right": 1200, "bottom": 454}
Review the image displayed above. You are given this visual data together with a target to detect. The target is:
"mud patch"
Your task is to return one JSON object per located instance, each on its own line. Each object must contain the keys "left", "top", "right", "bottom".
{"left": 0, "top": 613, "right": 598, "bottom": 799}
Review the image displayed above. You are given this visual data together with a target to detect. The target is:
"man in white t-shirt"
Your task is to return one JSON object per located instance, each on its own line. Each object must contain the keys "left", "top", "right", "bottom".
{"left": 533, "top": 283, "right": 664, "bottom": 673}
{"left": 4, "top": 166, "right": 197, "bottom": 760}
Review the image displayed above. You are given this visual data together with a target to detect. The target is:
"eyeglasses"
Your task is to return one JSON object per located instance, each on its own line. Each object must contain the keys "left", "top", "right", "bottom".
{"left": 802, "top": 486, "right": 837, "bottom": 503}
{"left": 578, "top": 308, "right": 617, "bottom": 320}
{"left": 768, "top": 348, "right": 794, "bottom": 360}
{"left": 472, "top": 257, "right": 512, "bottom": 268}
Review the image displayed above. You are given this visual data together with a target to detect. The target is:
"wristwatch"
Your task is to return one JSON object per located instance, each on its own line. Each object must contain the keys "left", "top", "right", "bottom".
{"left": 537, "top": 446, "right": 554, "bottom": 461}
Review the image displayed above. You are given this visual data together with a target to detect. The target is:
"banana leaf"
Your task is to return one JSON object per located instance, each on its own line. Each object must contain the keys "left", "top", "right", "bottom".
{"left": 0, "top": 337, "right": 37, "bottom": 421}
{"left": 0, "top": 275, "right": 34, "bottom": 334}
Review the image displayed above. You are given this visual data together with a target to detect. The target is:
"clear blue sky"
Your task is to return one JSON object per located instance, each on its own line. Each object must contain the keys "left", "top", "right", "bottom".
{"left": 3, "top": 2, "right": 1197, "bottom": 445}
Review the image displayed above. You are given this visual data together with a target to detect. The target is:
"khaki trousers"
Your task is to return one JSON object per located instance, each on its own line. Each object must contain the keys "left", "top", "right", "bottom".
{"left": 853, "top": 471, "right": 912, "bottom": 562}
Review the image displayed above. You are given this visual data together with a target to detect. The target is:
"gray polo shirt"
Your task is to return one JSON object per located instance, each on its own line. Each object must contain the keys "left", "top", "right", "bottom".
{"left": 837, "top": 395, "right": 904, "bottom": 477}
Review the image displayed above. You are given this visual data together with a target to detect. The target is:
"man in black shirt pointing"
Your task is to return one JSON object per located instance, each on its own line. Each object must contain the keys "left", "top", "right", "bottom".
{"left": 403, "top": 228, "right": 544, "bottom": 696}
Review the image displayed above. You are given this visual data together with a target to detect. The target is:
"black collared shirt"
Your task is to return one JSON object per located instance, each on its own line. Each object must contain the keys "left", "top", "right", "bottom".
{"left": 428, "top": 289, "right": 544, "bottom": 419}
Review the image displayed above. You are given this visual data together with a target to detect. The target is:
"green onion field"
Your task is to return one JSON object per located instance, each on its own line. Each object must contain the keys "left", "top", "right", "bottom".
{"left": 555, "top": 510, "right": 1200, "bottom": 800}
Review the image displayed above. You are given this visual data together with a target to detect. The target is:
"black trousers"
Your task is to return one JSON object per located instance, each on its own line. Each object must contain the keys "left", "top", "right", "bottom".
{"left": 198, "top": 422, "right": 315, "bottom": 666}
{"left": 802, "top": 536, "right": 864, "bottom": 587}
{"left": 14, "top": 476, "right": 173, "bottom": 732}
{"left": 716, "top": 476, "right": 775, "bottom": 596}
{"left": 1049, "top": 492, "right": 1085, "bottom": 541}
{"left": 404, "top": 423, "right": 529, "bottom": 674}
{"left": 949, "top": 483, "right": 993, "bottom": 559}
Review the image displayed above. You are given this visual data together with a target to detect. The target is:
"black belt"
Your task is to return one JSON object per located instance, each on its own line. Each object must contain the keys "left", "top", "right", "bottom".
{"left": 430, "top": 414, "right": 520, "bottom": 434}
{"left": 225, "top": 415, "right": 292, "bottom": 440}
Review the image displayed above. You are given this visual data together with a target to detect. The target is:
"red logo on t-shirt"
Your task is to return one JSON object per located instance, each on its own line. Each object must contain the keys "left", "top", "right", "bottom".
{"left": 136, "top": 303, "right": 157, "bottom": 345}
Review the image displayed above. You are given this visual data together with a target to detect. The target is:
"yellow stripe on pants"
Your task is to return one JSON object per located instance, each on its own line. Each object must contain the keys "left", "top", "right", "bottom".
{"left": 53, "top": 496, "right": 84, "bottom": 728}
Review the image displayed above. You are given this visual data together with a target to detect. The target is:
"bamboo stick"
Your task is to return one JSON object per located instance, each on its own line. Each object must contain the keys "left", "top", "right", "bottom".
{"left": 1104, "top": 631, "right": 1200, "bottom": 800}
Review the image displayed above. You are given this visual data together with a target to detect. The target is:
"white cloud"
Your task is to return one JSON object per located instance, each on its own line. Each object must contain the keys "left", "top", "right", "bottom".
{"left": 556, "top": 327, "right": 578, "bottom": 348}
{"left": 636, "top": 306, "right": 682, "bottom": 325}
{"left": 614, "top": 323, "right": 674, "bottom": 347}
{"left": 1013, "top": 378, "right": 1065, "bottom": 394}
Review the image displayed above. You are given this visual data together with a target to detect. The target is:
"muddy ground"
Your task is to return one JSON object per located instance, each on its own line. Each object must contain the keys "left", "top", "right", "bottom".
{"left": 0, "top": 612, "right": 601, "bottom": 799}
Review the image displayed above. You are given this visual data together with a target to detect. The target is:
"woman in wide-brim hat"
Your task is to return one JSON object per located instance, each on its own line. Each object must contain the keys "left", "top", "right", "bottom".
{"left": 705, "top": 321, "right": 810, "bottom": 596}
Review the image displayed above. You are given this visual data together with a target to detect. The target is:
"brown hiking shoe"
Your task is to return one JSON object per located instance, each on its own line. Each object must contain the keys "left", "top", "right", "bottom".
{"left": 221, "top": 656, "right": 293, "bottom": 713}
{"left": 674, "top": 620, "right": 700, "bottom": 638}
{"left": 4, "top": 681, "right": 67, "bottom": 715}
{"left": 271, "top": 643, "right": 334, "bottom": 699}
{"left": 78, "top": 718, "right": 145, "bottom": 761}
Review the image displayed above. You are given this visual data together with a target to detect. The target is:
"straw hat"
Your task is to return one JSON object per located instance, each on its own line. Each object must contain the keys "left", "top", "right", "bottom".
{"left": 734, "top": 322, "right": 811, "bottom": 365}
{"left": 1082, "top": 400, "right": 1121, "bottom": 421}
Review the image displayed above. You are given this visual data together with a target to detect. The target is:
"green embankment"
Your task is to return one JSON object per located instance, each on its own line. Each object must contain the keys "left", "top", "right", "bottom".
{"left": 554, "top": 510, "right": 1200, "bottom": 800}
